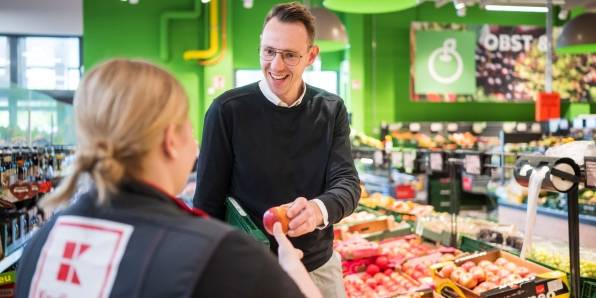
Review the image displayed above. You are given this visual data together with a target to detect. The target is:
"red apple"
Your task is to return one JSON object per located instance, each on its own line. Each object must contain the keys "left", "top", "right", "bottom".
{"left": 262, "top": 205, "right": 290, "bottom": 235}
{"left": 498, "top": 269, "right": 511, "bottom": 279}
{"left": 495, "top": 257, "right": 508, "bottom": 266}
{"left": 366, "top": 264, "right": 381, "bottom": 276}
{"left": 514, "top": 266, "right": 530, "bottom": 277}
{"left": 440, "top": 264, "right": 455, "bottom": 279}
{"left": 478, "top": 260, "right": 492, "bottom": 268}
{"left": 486, "top": 264, "right": 500, "bottom": 274}
{"left": 375, "top": 256, "right": 389, "bottom": 269}
{"left": 461, "top": 261, "right": 476, "bottom": 272}
{"left": 384, "top": 268, "right": 393, "bottom": 276}
{"left": 504, "top": 262, "right": 517, "bottom": 272}
{"left": 470, "top": 267, "right": 486, "bottom": 283}
{"left": 451, "top": 268, "right": 465, "bottom": 283}
{"left": 460, "top": 273, "right": 478, "bottom": 289}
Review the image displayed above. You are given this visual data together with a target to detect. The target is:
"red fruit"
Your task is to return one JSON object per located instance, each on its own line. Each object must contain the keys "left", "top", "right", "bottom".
{"left": 478, "top": 260, "right": 492, "bottom": 268}
{"left": 366, "top": 264, "right": 381, "bottom": 276}
{"left": 495, "top": 258, "right": 508, "bottom": 266}
{"left": 514, "top": 266, "right": 530, "bottom": 277}
{"left": 262, "top": 205, "right": 290, "bottom": 235}
{"left": 375, "top": 256, "right": 389, "bottom": 269}
{"left": 440, "top": 264, "right": 455, "bottom": 278}
{"left": 504, "top": 262, "right": 517, "bottom": 272}
{"left": 451, "top": 268, "right": 465, "bottom": 283}
{"left": 461, "top": 261, "right": 476, "bottom": 272}
{"left": 384, "top": 268, "right": 393, "bottom": 275}
{"left": 498, "top": 269, "right": 511, "bottom": 279}
{"left": 460, "top": 273, "right": 478, "bottom": 289}
{"left": 486, "top": 264, "right": 500, "bottom": 274}
{"left": 471, "top": 267, "right": 486, "bottom": 283}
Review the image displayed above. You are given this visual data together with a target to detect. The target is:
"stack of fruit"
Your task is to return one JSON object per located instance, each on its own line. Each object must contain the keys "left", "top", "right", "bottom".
{"left": 379, "top": 236, "right": 434, "bottom": 265}
{"left": 334, "top": 236, "right": 380, "bottom": 260}
{"left": 401, "top": 249, "right": 461, "bottom": 285}
{"left": 438, "top": 257, "right": 534, "bottom": 295}
{"left": 529, "top": 241, "right": 596, "bottom": 278}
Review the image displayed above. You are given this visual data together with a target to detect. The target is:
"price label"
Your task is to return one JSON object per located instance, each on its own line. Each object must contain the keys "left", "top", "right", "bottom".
{"left": 472, "top": 122, "right": 486, "bottom": 134}
{"left": 516, "top": 122, "right": 528, "bottom": 132}
{"left": 586, "top": 157, "right": 596, "bottom": 188}
{"left": 573, "top": 118, "right": 584, "bottom": 129}
{"left": 409, "top": 123, "right": 421, "bottom": 133}
{"left": 464, "top": 154, "right": 481, "bottom": 175}
{"left": 391, "top": 151, "right": 403, "bottom": 168}
{"left": 559, "top": 119, "right": 569, "bottom": 130}
{"left": 447, "top": 123, "right": 458, "bottom": 132}
{"left": 531, "top": 123, "right": 541, "bottom": 133}
{"left": 404, "top": 151, "right": 416, "bottom": 174}
{"left": 430, "top": 153, "right": 443, "bottom": 172}
{"left": 503, "top": 122, "right": 516, "bottom": 133}
{"left": 587, "top": 118, "right": 596, "bottom": 129}
{"left": 373, "top": 150, "right": 384, "bottom": 166}
{"left": 430, "top": 123, "right": 443, "bottom": 132}
{"left": 389, "top": 123, "right": 402, "bottom": 131}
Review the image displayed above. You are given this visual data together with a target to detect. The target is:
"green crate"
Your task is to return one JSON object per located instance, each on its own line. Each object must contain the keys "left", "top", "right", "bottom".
{"left": 582, "top": 280, "right": 596, "bottom": 298}
{"left": 225, "top": 197, "right": 270, "bottom": 246}
{"left": 459, "top": 236, "right": 497, "bottom": 253}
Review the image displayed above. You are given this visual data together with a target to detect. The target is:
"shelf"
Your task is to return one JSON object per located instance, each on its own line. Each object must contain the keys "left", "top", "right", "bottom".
{"left": 498, "top": 199, "right": 596, "bottom": 226}
{"left": 0, "top": 231, "right": 36, "bottom": 273}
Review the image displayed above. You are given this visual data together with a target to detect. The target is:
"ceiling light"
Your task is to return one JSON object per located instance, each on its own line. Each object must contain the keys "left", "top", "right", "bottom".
{"left": 323, "top": 0, "right": 419, "bottom": 14}
{"left": 485, "top": 5, "right": 548, "bottom": 13}
{"left": 311, "top": 8, "right": 349, "bottom": 52}
{"left": 557, "top": 13, "right": 596, "bottom": 54}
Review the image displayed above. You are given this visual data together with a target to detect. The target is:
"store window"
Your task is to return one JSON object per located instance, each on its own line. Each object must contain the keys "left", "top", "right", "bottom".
{"left": 235, "top": 69, "right": 339, "bottom": 95}
{"left": 0, "top": 36, "right": 9, "bottom": 88}
{"left": 18, "top": 37, "right": 80, "bottom": 90}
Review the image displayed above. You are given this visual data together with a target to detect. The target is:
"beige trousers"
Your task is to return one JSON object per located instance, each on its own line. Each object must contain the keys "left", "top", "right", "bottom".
{"left": 308, "top": 251, "right": 346, "bottom": 298}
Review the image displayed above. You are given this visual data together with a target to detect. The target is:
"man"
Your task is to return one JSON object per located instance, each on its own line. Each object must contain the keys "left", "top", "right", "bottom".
{"left": 194, "top": 2, "right": 360, "bottom": 297}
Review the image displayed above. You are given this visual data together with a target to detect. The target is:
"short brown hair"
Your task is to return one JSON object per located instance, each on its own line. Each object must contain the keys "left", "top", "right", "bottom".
{"left": 264, "top": 2, "right": 315, "bottom": 45}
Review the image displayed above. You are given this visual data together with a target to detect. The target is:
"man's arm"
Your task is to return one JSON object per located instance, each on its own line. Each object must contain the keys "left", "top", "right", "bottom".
{"left": 314, "top": 101, "right": 361, "bottom": 225}
{"left": 193, "top": 100, "right": 233, "bottom": 220}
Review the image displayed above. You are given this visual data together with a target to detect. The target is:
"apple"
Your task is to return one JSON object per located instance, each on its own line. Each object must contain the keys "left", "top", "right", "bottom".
{"left": 498, "top": 269, "right": 511, "bottom": 278}
{"left": 514, "top": 266, "right": 530, "bottom": 277}
{"left": 262, "top": 205, "right": 290, "bottom": 235}
{"left": 478, "top": 260, "right": 493, "bottom": 268}
{"left": 366, "top": 264, "right": 381, "bottom": 276}
{"left": 375, "top": 256, "right": 389, "bottom": 269}
{"left": 384, "top": 268, "right": 393, "bottom": 276}
{"left": 504, "top": 262, "right": 517, "bottom": 272}
{"left": 470, "top": 267, "right": 486, "bottom": 283}
{"left": 440, "top": 264, "right": 455, "bottom": 279}
{"left": 459, "top": 273, "right": 478, "bottom": 289}
{"left": 486, "top": 264, "right": 500, "bottom": 274}
{"left": 461, "top": 261, "right": 476, "bottom": 271}
{"left": 451, "top": 268, "right": 465, "bottom": 283}
{"left": 495, "top": 257, "right": 508, "bottom": 266}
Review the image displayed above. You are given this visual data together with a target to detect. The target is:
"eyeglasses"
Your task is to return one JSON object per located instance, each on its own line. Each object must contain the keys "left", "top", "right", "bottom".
{"left": 259, "top": 47, "right": 306, "bottom": 66}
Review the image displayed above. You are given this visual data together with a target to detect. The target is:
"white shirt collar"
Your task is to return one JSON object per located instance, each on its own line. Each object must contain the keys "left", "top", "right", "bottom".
{"left": 258, "top": 80, "right": 306, "bottom": 108}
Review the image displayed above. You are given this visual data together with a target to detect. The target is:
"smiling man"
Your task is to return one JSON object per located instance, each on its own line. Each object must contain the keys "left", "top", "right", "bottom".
{"left": 194, "top": 2, "right": 360, "bottom": 297}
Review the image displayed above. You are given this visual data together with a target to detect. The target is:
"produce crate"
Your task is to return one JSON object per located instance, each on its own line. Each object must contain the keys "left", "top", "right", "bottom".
{"left": 225, "top": 197, "right": 269, "bottom": 246}
{"left": 582, "top": 280, "right": 596, "bottom": 298}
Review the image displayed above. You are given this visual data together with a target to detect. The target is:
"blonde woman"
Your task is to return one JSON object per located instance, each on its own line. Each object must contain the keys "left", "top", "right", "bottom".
{"left": 15, "top": 59, "right": 321, "bottom": 298}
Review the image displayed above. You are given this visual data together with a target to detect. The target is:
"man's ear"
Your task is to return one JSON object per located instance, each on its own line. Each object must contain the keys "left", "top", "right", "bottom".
{"left": 162, "top": 124, "right": 178, "bottom": 159}
{"left": 307, "top": 45, "right": 320, "bottom": 65}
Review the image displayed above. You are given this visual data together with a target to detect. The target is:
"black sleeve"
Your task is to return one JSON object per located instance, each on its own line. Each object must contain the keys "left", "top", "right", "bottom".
{"left": 315, "top": 101, "right": 361, "bottom": 224}
{"left": 193, "top": 100, "right": 233, "bottom": 220}
{"left": 192, "top": 231, "right": 305, "bottom": 298}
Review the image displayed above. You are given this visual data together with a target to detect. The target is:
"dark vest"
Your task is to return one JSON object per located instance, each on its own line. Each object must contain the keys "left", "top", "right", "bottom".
{"left": 16, "top": 182, "right": 232, "bottom": 298}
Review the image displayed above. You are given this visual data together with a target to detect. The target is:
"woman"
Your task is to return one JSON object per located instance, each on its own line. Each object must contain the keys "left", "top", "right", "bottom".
{"left": 15, "top": 59, "right": 321, "bottom": 298}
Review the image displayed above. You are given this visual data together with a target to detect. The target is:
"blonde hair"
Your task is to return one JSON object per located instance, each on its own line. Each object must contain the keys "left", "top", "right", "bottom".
{"left": 41, "top": 59, "right": 189, "bottom": 209}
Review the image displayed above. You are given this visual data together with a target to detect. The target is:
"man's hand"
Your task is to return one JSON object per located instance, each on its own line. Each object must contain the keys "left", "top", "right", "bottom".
{"left": 286, "top": 197, "right": 323, "bottom": 237}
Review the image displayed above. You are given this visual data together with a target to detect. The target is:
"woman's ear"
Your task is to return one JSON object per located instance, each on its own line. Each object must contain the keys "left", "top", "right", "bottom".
{"left": 162, "top": 124, "right": 179, "bottom": 159}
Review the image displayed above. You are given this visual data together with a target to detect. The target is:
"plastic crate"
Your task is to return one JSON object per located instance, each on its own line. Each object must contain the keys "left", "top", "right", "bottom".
{"left": 582, "top": 280, "right": 596, "bottom": 298}
{"left": 225, "top": 197, "right": 270, "bottom": 246}
{"left": 459, "top": 235, "right": 497, "bottom": 253}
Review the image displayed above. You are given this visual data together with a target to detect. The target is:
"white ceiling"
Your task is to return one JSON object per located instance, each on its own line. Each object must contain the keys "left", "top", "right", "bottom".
{"left": 0, "top": 0, "right": 83, "bottom": 35}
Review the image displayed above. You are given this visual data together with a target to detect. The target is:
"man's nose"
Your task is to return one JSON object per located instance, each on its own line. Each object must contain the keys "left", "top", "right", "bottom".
{"left": 270, "top": 53, "right": 285, "bottom": 71}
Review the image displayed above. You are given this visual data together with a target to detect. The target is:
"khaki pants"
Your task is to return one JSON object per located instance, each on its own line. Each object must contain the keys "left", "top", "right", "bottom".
{"left": 308, "top": 251, "right": 346, "bottom": 298}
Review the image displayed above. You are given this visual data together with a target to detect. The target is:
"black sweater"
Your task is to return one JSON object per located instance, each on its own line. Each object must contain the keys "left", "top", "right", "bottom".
{"left": 194, "top": 82, "right": 360, "bottom": 271}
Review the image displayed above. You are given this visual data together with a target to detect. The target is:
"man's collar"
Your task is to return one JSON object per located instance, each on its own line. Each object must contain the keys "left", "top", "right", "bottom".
{"left": 258, "top": 80, "right": 306, "bottom": 108}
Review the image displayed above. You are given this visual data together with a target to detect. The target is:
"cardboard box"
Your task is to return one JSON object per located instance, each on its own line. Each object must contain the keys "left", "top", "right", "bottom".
{"left": 432, "top": 250, "right": 569, "bottom": 298}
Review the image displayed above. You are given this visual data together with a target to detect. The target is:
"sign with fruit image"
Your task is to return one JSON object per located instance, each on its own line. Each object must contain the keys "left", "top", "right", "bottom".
{"left": 411, "top": 22, "right": 596, "bottom": 103}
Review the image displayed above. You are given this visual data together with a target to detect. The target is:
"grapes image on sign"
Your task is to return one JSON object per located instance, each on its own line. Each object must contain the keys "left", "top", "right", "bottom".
{"left": 415, "top": 30, "right": 476, "bottom": 94}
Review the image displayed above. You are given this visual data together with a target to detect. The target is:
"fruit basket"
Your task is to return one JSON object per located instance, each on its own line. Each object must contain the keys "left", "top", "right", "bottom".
{"left": 344, "top": 270, "right": 433, "bottom": 298}
{"left": 225, "top": 197, "right": 269, "bottom": 246}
